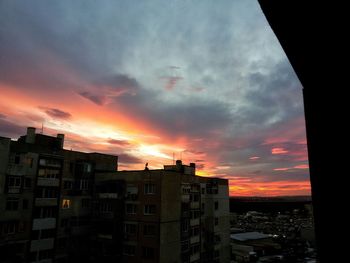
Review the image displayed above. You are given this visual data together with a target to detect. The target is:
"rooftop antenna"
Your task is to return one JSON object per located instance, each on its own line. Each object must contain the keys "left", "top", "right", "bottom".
{"left": 41, "top": 122, "right": 44, "bottom": 134}
{"left": 173, "top": 152, "right": 175, "bottom": 165}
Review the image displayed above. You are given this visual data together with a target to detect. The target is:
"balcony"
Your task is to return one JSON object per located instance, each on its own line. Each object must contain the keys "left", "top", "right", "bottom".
{"left": 31, "top": 260, "right": 52, "bottom": 263}
{"left": 30, "top": 238, "right": 54, "bottom": 252}
{"left": 35, "top": 198, "right": 58, "bottom": 207}
{"left": 190, "top": 252, "right": 200, "bottom": 262}
{"left": 7, "top": 186, "right": 22, "bottom": 194}
{"left": 182, "top": 195, "right": 190, "bottom": 202}
{"left": 6, "top": 164, "right": 27, "bottom": 176}
{"left": 190, "top": 218, "right": 200, "bottom": 226}
{"left": 190, "top": 235, "right": 200, "bottom": 244}
{"left": 190, "top": 202, "right": 200, "bottom": 209}
{"left": 98, "top": 193, "right": 118, "bottom": 199}
{"left": 32, "top": 218, "right": 56, "bottom": 230}
{"left": 37, "top": 178, "right": 60, "bottom": 187}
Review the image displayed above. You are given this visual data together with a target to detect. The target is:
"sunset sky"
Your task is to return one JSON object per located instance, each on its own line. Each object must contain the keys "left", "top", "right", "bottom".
{"left": 0, "top": 0, "right": 310, "bottom": 196}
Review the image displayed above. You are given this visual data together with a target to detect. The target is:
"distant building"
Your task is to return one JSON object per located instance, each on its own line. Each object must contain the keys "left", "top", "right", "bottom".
{"left": 0, "top": 128, "right": 230, "bottom": 263}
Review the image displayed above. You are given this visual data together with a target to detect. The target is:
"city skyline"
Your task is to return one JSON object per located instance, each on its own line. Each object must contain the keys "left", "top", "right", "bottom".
{"left": 0, "top": 0, "right": 310, "bottom": 196}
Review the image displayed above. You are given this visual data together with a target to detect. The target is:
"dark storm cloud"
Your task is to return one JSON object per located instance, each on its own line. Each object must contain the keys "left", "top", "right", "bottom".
{"left": 41, "top": 107, "right": 72, "bottom": 119}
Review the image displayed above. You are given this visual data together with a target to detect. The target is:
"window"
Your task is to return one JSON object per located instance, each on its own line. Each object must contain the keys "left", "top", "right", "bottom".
{"left": 62, "top": 199, "right": 71, "bottom": 209}
{"left": 14, "top": 154, "right": 20, "bottom": 164}
{"left": 69, "top": 162, "right": 74, "bottom": 172}
{"left": 23, "top": 199, "right": 29, "bottom": 209}
{"left": 190, "top": 193, "right": 200, "bottom": 202}
{"left": 144, "top": 183, "right": 156, "bottom": 194}
{"left": 143, "top": 224, "right": 156, "bottom": 236}
{"left": 57, "top": 237, "right": 67, "bottom": 249}
{"left": 214, "top": 249, "right": 220, "bottom": 258}
{"left": 214, "top": 201, "right": 219, "bottom": 210}
{"left": 142, "top": 247, "right": 155, "bottom": 259}
{"left": 80, "top": 179, "right": 89, "bottom": 190}
{"left": 123, "top": 245, "right": 136, "bottom": 256}
{"left": 214, "top": 217, "right": 219, "bottom": 226}
{"left": 100, "top": 201, "right": 112, "bottom": 213}
{"left": 201, "top": 188, "right": 205, "bottom": 194}
{"left": 126, "top": 204, "right": 137, "bottom": 214}
{"left": 191, "top": 210, "right": 200, "bottom": 219}
{"left": 190, "top": 226, "right": 200, "bottom": 237}
{"left": 38, "top": 250, "right": 51, "bottom": 260}
{"left": 61, "top": 218, "right": 69, "bottom": 228}
{"left": 144, "top": 204, "right": 156, "bottom": 215}
{"left": 82, "top": 199, "right": 91, "bottom": 208}
{"left": 24, "top": 178, "right": 31, "bottom": 188}
{"left": 63, "top": 181, "right": 73, "bottom": 190}
{"left": 41, "top": 229, "right": 55, "bottom": 239}
{"left": 8, "top": 177, "right": 21, "bottom": 187}
{"left": 26, "top": 157, "right": 34, "bottom": 168}
{"left": 125, "top": 223, "right": 137, "bottom": 235}
{"left": 190, "top": 244, "right": 200, "bottom": 255}
{"left": 6, "top": 198, "right": 19, "bottom": 211}
{"left": 181, "top": 220, "right": 189, "bottom": 232}
{"left": 3, "top": 222, "right": 17, "bottom": 235}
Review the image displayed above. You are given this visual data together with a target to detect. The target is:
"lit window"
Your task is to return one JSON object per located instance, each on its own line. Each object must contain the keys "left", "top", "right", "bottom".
{"left": 62, "top": 199, "right": 71, "bottom": 209}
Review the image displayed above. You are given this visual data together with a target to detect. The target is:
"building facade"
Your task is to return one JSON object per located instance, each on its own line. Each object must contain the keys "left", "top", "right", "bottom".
{"left": 0, "top": 128, "right": 230, "bottom": 263}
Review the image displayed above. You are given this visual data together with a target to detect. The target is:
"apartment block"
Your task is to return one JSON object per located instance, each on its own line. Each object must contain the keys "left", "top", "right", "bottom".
{"left": 0, "top": 128, "right": 230, "bottom": 263}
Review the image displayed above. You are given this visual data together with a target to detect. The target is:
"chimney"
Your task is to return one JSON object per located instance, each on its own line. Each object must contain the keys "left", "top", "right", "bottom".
{"left": 190, "top": 163, "right": 196, "bottom": 168}
{"left": 57, "top": 134, "right": 65, "bottom": 149}
{"left": 25, "top": 127, "right": 36, "bottom": 144}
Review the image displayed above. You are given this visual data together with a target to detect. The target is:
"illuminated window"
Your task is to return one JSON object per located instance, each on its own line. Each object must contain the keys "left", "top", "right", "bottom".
{"left": 62, "top": 199, "right": 71, "bottom": 209}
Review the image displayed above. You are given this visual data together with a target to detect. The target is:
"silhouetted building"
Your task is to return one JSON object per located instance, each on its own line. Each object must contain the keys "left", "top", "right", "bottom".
{"left": 0, "top": 128, "right": 230, "bottom": 263}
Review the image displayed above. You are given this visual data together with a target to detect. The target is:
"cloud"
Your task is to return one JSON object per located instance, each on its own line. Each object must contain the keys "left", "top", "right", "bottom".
{"left": 0, "top": 118, "right": 25, "bottom": 138}
{"left": 118, "top": 153, "right": 143, "bottom": 164}
{"left": 41, "top": 107, "right": 72, "bottom": 119}
{"left": 107, "top": 139, "right": 130, "bottom": 146}
{"left": 78, "top": 91, "right": 107, "bottom": 106}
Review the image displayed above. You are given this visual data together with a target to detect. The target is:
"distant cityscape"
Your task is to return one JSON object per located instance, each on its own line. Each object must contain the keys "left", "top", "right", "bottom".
{"left": 0, "top": 128, "right": 316, "bottom": 263}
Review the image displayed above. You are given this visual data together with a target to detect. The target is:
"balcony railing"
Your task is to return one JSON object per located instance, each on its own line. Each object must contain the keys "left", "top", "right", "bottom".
{"left": 35, "top": 198, "right": 58, "bottom": 207}
{"left": 32, "top": 218, "right": 56, "bottom": 230}
{"left": 37, "top": 178, "right": 60, "bottom": 187}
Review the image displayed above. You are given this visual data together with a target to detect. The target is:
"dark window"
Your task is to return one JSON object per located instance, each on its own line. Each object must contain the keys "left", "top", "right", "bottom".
{"left": 123, "top": 245, "right": 136, "bottom": 256}
{"left": 125, "top": 223, "right": 137, "bottom": 235}
{"left": 81, "top": 199, "right": 91, "bottom": 208}
{"left": 14, "top": 155, "right": 20, "bottom": 164}
{"left": 144, "top": 204, "right": 156, "bottom": 215}
{"left": 61, "top": 218, "right": 69, "bottom": 227}
{"left": 142, "top": 247, "right": 155, "bottom": 259}
{"left": 214, "top": 201, "right": 219, "bottom": 210}
{"left": 6, "top": 199, "right": 19, "bottom": 211}
{"left": 144, "top": 183, "right": 156, "bottom": 194}
{"left": 143, "top": 224, "right": 156, "bottom": 236}
{"left": 214, "top": 217, "right": 219, "bottom": 226}
{"left": 23, "top": 199, "right": 29, "bottom": 209}
{"left": 7, "top": 176, "right": 21, "bottom": 187}
{"left": 41, "top": 229, "right": 55, "bottom": 239}
{"left": 58, "top": 237, "right": 67, "bottom": 249}
{"left": 201, "top": 188, "right": 205, "bottom": 194}
{"left": 126, "top": 204, "right": 137, "bottom": 214}
{"left": 24, "top": 178, "right": 31, "bottom": 188}
{"left": 63, "top": 181, "right": 73, "bottom": 190}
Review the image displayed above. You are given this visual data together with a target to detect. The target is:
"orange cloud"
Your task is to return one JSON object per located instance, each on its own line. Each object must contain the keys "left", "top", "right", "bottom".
{"left": 271, "top": 147, "right": 289, "bottom": 154}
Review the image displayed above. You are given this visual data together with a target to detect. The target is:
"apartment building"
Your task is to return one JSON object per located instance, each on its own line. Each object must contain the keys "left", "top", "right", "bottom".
{"left": 95, "top": 160, "right": 231, "bottom": 263}
{"left": 0, "top": 128, "right": 230, "bottom": 263}
{"left": 0, "top": 128, "right": 118, "bottom": 263}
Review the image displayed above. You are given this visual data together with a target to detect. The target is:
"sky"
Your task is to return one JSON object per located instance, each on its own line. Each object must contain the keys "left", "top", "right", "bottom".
{"left": 0, "top": 0, "right": 310, "bottom": 196}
